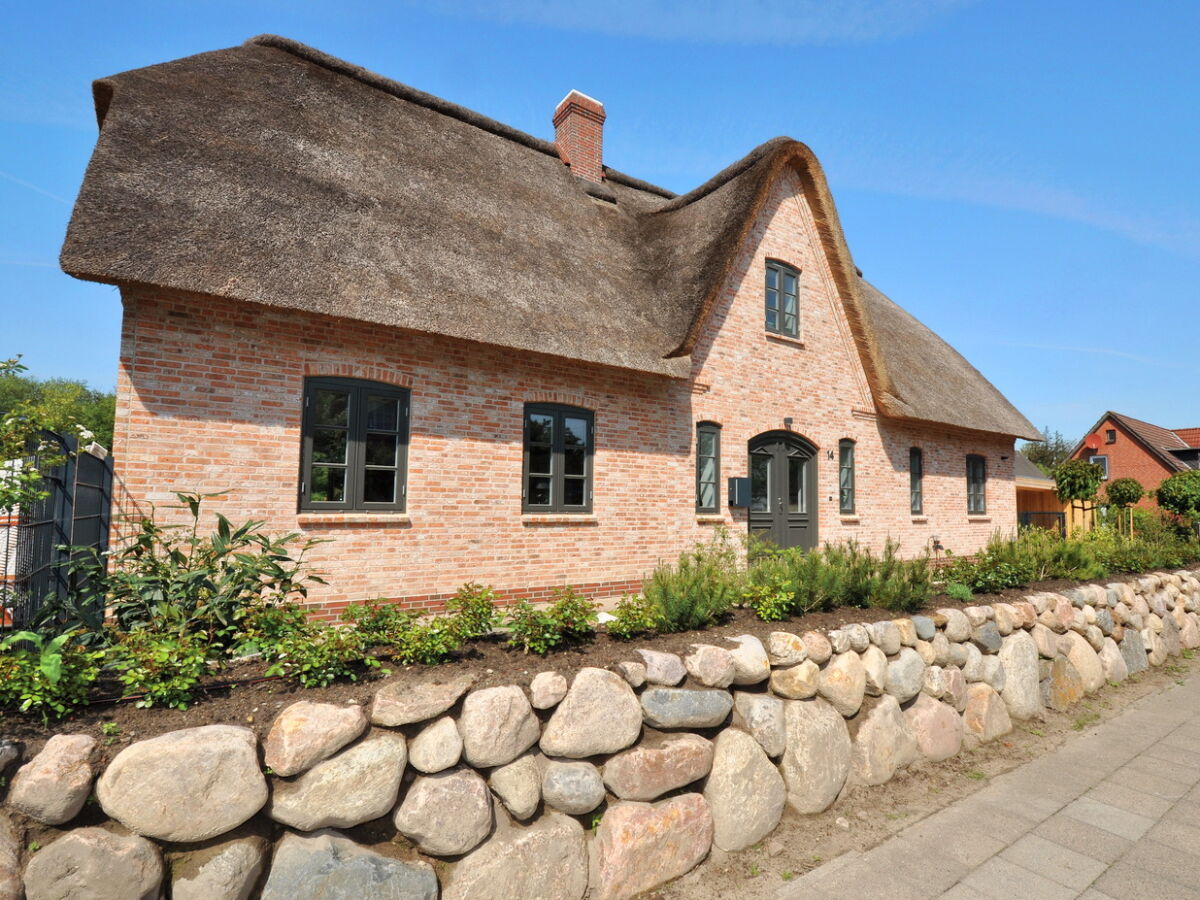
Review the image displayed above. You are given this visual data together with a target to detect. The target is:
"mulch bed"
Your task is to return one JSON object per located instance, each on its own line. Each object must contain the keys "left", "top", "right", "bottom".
{"left": 2, "top": 566, "right": 1192, "bottom": 761}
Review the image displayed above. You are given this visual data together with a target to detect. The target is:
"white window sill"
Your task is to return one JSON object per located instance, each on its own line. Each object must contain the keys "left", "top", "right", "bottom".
{"left": 521, "top": 515, "right": 598, "bottom": 526}
{"left": 297, "top": 513, "right": 411, "bottom": 526}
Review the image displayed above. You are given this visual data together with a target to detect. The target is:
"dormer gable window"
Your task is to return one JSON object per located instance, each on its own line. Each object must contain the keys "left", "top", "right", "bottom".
{"left": 765, "top": 260, "right": 800, "bottom": 338}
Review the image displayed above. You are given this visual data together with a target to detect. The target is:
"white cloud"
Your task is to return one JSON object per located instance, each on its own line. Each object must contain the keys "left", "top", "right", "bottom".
{"left": 417, "top": 0, "right": 975, "bottom": 44}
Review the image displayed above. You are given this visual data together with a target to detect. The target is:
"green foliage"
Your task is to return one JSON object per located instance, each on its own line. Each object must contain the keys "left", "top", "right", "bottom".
{"left": 945, "top": 582, "right": 973, "bottom": 603}
{"left": 1157, "top": 470, "right": 1200, "bottom": 523}
{"left": 642, "top": 534, "right": 743, "bottom": 632}
{"left": 0, "top": 631, "right": 103, "bottom": 721}
{"left": 1105, "top": 477, "right": 1144, "bottom": 510}
{"left": 340, "top": 600, "right": 417, "bottom": 647}
{"left": 108, "top": 629, "right": 210, "bottom": 710}
{"left": 1018, "top": 427, "right": 1075, "bottom": 475}
{"left": 505, "top": 588, "right": 598, "bottom": 655}
{"left": 605, "top": 593, "right": 667, "bottom": 639}
{"left": 1077, "top": 525, "right": 1200, "bottom": 573}
{"left": 63, "top": 492, "right": 326, "bottom": 646}
{"left": 264, "top": 625, "right": 379, "bottom": 688}
{"left": 0, "top": 361, "right": 115, "bottom": 448}
{"left": 1054, "top": 459, "right": 1104, "bottom": 503}
{"left": 233, "top": 600, "right": 310, "bottom": 656}
{"left": 444, "top": 583, "right": 500, "bottom": 640}
{"left": 744, "top": 540, "right": 932, "bottom": 621}
{"left": 390, "top": 617, "right": 463, "bottom": 666}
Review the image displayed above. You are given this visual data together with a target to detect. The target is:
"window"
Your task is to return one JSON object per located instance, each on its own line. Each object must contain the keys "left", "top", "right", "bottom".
{"left": 966, "top": 454, "right": 987, "bottom": 515}
{"left": 765, "top": 260, "right": 800, "bottom": 338}
{"left": 696, "top": 422, "right": 721, "bottom": 513}
{"left": 839, "top": 439, "right": 856, "bottom": 514}
{"left": 1090, "top": 454, "right": 1110, "bottom": 480}
{"left": 1106, "top": 429, "right": 1117, "bottom": 444}
{"left": 523, "top": 404, "right": 593, "bottom": 513}
{"left": 300, "top": 377, "right": 409, "bottom": 512}
{"left": 909, "top": 447, "right": 924, "bottom": 515}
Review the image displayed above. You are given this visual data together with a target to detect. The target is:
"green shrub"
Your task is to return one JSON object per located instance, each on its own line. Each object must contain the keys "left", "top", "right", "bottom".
{"left": 233, "top": 600, "right": 310, "bottom": 655}
{"left": 0, "top": 631, "right": 103, "bottom": 721}
{"left": 1054, "top": 459, "right": 1104, "bottom": 504}
{"left": 264, "top": 625, "right": 379, "bottom": 688}
{"left": 62, "top": 491, "right": 326, "bottom": 648}
{"left": 445, "top": 583, "right": 500, "bottom": 640}
{"left": 744, "top": 540, "right": 931, "bottom": 620}
{"left": 108, "top": 629, "right": 210, "bottom": 710}
{"left": 341, "top": 600, "right": 417, "bottom": 647}
{"left": 391, "top": 617, "right": 463, "bottom": 666}
{"left": 606, "top": 593, "right": 666, "bottom": 639}
{"left": 643, "top": 535, "right": 743, "bottom": 632}
{"left": 505, "top": 588, "right": 598, "bottom": 655}
{"left": 1105, "top": 477, "right": 1144, "bottom": 510}
{"left": 945, "top": 582, "right": 973, "bottom": 603}
{"left": 1158, "top": 470, "right": 1200, "bottom": 523}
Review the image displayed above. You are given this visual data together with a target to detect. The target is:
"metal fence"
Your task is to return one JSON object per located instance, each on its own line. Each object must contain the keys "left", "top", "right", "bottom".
{"left": 1018, "top": 510, "right": 1067, "bottom": 536}
{"left": 0, "top": 431, "right": 113, "bottom": 629}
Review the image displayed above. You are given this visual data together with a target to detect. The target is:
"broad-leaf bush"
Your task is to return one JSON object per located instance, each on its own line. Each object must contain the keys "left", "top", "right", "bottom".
{"left": 62, "top": 492, "right": 326, "bottom": 648}
{"left": 109, "top": 628, "right": 210, "bottom": 710}
{"left": 505, "top": 588, "right": 597, "bottom": 654}
{"left": 263, "top": 625, "right": 379, "bottom": 688}
{"left": 0, "top": 631, "right": 103, "bottom": 721}
{"left": 606, "top": 593, "right": 666, "bottom": 639}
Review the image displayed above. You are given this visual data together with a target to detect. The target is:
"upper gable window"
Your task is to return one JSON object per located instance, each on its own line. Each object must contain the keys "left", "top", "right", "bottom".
{"left": 765, "top": 260, "right": 800, "bottom": 338}
{"left": 300, "top": 377, "right": 410, "bottom": 512}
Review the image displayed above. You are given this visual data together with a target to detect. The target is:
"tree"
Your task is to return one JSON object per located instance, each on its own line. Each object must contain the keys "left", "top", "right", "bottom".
{"left": 1054, "top": 459, "right": 1104, "bottom": 504}
{"left": 1157, "top": 470, "right": 1200, "bottom": 524}
{"left": 0, "top": 358, "right": 59, "bottom": 511}
{"left": 1020, "top": 426, "right": 1075, "bottom": 475}
{"left": 1104, "top": 478, "right": 1144, "bottom": 510}
{"left": 0, "top": 367, "right": 114, "bottom": 449}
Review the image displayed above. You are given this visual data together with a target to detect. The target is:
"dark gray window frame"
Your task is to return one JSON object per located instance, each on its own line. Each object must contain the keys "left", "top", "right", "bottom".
{"left": 1105, "top": 429, "right": 1117, "bottom": 444}
{"left": 696, "top": 421, "right": 721, "bottom": 513}
{"left": 1089, "top": 454, "right": 1110, "bottom": 481}
{"left": 910, "top": 446, "right": 924, "bottom": 515}
{"left": 765, "top": 259, "right": 801, "bottom": 338}
{"left": 839, "top": 439, "right": 856, "bottom": 514}
{"left": 966, "top": 454, "right": 987, "bottom": 515}
{"left": 299, "top": 376, "right": 410, "bottom": 513}
{"left": 522, "top": 403, "right": 594, "bottom": 514}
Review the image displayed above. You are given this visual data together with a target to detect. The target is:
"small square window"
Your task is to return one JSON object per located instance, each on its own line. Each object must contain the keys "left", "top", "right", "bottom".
{"left": 1106, "top": 429, "right": 1116, "bottom": 444}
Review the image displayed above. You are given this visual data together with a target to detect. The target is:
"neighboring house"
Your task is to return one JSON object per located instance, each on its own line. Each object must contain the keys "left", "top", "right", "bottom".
{"left": 60, "top": 36, "right": 1038, "bottom": 616}
{"left": 1070, "top": 412, "right": 1200, "bottom": 509}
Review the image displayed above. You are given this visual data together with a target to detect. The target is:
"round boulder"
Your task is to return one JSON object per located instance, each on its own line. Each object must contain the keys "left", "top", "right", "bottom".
{"left": 97, "top": 725, "right": 267, "bottom": 843}
{"left": 23, "top": 828, "right": 162, "bottom": 900}
{"left": 393, "top": 768, "right": 494, "bottom": 857}
{"left": 542, "top": 760, "right": 605, "bottom": 815}
{"left": 780, "top": 697, "right": 851, "bottom": 814}
{"left": 263, "top": 700, "right": 367, "bottom": 777}
{"left": 540, "top": 668, "right": 643, "bottom": 758}
{"left": 8, "top": 733, "right": 95, "bottom": 826}
{"left": 458, "top": 685, "right": 540, "bottom": 767}
{"left": 703, "top": 728, "right": 785, "bottom": 852}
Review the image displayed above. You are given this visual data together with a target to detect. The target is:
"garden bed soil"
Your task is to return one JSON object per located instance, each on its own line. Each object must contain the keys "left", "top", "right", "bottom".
{"left": 4, "top": 567, "right": 1187, "bottom": 759}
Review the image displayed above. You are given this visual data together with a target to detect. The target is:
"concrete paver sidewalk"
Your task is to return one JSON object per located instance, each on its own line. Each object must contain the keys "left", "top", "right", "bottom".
{"left": 779, "top": 672, "right": 1200, "bottom": 899}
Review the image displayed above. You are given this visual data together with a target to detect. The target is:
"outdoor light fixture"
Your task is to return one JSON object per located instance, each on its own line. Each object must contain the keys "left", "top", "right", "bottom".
{"left": 783, "top": 417, "right": 794, "bottom": 429}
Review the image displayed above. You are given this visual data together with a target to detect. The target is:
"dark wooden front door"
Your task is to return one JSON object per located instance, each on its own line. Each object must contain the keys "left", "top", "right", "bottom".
{"left": 748, "top": 432, "right": 818, "bottom": 551}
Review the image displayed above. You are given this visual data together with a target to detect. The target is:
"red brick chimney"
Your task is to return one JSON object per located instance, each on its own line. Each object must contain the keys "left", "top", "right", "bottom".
{"left": 553, "top": 90, "right": 606, "bottom": 184}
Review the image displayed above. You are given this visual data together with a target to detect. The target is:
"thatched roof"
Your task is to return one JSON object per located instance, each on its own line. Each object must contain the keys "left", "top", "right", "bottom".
{"left": 61, "top": 35, "right": 1039, "bottom": 440}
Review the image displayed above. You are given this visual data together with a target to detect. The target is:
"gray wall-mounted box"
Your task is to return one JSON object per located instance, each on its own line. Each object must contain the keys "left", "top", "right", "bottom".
{"left": 728, "top": 477, "right": 751, "bottom": 508}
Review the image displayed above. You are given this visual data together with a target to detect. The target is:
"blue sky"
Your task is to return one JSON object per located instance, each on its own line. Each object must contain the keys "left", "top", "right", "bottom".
{"left": 2, "top": 0, "right": 1197, "bottom": 441}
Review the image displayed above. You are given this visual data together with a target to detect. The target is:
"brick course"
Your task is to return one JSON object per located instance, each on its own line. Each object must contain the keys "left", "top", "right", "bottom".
{"left": 111, "top": 168, "right": 1016, "bottom": 615}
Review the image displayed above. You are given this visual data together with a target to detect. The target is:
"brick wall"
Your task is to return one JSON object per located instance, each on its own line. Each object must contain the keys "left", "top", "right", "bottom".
{"left": 111, "top": 168, "right": 1017, "bottom": 616}
{"left": 1070, "top": 416, "right": 1176, "bottom": 509}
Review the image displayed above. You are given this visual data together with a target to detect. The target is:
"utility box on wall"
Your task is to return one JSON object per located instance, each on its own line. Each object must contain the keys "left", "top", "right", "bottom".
{"left": 727, "top": 477, "right": 751, "bottom": 508}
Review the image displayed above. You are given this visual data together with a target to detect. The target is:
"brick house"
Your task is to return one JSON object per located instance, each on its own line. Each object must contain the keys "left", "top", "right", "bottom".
{"left": 1070, "top": 412, "right": 1200, "bottom": 508}
{"left": 60, "top": 36, "right": 1038, "bottom": 617}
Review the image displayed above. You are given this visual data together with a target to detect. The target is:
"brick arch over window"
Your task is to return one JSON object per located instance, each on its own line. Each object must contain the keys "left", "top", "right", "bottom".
{"left": 525, "top": 390, "right": 599, "bottom": 410}
{"left": 302, "top": 362, "right": 414, "bottom": 390}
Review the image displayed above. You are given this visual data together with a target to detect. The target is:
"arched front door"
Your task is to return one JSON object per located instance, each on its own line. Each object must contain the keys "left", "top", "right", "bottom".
{"left": 748, "top": 431, "right": 818, "bottom": 551}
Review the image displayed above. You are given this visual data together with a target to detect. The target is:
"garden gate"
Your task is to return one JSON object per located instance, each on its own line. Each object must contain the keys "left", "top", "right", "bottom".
{"left": 0, "top": 431, "right": 113, "bottom": 629}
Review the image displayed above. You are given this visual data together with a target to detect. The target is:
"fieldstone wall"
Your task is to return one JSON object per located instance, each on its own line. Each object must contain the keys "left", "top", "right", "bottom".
{"left": 2, "top": 570, "right": 1198, "bottom": 900}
